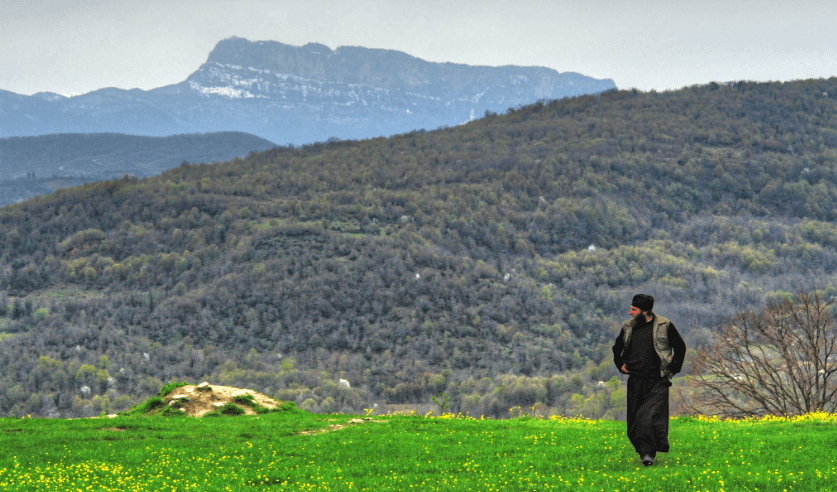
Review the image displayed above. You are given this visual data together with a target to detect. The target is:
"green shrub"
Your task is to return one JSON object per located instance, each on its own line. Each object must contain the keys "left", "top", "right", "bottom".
{"left": 122, "top": 396, "right": 165, "bottom": 415}
{"left": 160, "top": 405, "right": 187, "bottom": 417}
{"left": 233, "top": 394, "right": 256, "bottom": 405}
{"left": 219, "top": 403, "right": 245, "bottom": 416}
{"left": 233, "top": 393, "right": 273, "bottom": 414}
{"left": 159, "top": 381, "right": 190, "bottom": 397}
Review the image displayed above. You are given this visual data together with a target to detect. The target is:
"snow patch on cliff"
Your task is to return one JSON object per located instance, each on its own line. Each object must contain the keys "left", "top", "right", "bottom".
{"left": 189, "top": 81, "right": 269, "bottom": 99}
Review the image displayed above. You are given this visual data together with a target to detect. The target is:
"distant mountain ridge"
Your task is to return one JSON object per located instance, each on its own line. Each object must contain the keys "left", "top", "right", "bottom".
{"left": 197, "top": 37, "right": 606, "bottom": 100}
{"left": 0, "top": 37, "right": 615, "bottom": 144}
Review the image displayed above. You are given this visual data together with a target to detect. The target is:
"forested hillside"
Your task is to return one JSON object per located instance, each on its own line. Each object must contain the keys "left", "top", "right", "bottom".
{"left": 2, "top": 78, "right": 837, "bottom": 419}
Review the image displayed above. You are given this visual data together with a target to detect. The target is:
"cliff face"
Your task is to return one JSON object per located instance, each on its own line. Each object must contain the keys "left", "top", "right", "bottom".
{"left": 197, "top": 37, "right": 610, "bottom": 99}
{"left": 1, "top": 37, "right": 616, "bottom": 144}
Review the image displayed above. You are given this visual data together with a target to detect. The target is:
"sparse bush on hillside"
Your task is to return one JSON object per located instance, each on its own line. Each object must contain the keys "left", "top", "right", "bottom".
{"left": 217, "top": 403, "right": 246, "bottom": 416}
{"left": 126, "top": 396, "right": 165, "bottom": 416}
{"left": 159, "top": 381, "right": 190, "bottom": 397}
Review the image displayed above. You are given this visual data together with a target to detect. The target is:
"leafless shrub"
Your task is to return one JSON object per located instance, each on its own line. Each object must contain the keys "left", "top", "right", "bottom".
{"left": 686, "top": 289, "right": 837, "bottom": 417}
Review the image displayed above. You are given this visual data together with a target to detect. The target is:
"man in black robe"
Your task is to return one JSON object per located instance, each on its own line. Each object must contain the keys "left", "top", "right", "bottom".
{"left": 612, "top": 294, "right": 687, "bottom": 466}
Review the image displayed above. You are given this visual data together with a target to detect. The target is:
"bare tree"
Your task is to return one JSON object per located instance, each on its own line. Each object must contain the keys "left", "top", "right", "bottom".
{"left": 687, "top": 289, "right": 837, "bottom": 417}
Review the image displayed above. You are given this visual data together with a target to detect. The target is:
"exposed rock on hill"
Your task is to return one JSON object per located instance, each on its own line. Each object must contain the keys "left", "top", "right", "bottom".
{"left": 163, "top": 384, "right": 282, "bottom": 417}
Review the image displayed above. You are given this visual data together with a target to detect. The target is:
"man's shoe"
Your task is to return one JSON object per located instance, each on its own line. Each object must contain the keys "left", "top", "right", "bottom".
{"left": 641, "top": 454, "right": 655, "bottom": 466}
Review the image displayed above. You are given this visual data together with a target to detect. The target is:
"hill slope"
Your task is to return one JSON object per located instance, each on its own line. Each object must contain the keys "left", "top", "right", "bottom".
{"left": 1, "top": 78, "right": 837, "bottom": 418}
{"left": 0, "top": 132, "right": 276, "bottom": 206}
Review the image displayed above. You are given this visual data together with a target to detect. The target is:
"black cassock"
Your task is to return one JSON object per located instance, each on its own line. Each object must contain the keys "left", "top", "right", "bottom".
{"left": 626, "top": 376, "right": 671, "bottom": 456}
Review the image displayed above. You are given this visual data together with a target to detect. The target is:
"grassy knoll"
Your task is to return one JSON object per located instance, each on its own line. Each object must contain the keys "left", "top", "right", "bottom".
{"left": 1, "top": 409, "right": 835, "bottom": 491}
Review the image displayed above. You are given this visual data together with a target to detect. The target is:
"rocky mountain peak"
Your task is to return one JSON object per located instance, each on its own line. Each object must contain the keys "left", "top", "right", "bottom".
{"left": 192, "top": 37, "right": 614, "bottom": 98}
{"left": 203, "top": 37, "right": 336, "bottom": 81}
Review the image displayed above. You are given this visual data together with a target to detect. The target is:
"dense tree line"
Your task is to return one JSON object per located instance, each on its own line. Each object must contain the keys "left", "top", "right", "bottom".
{"left": 1, "top": 78, "right": 837, "bottom": 417}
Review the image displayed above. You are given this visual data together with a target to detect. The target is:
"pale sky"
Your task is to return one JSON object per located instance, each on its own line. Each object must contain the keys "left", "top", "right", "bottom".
{"left": 1, "top": 0, "right": 835, "bottom": 96}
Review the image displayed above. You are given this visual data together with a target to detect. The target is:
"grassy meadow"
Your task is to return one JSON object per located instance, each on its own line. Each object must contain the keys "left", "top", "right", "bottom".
{"left": 1, "top": 408, "right": 836, "bottom": 491}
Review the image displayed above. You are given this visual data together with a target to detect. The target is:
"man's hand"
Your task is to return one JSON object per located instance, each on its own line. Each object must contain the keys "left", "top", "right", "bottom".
{"left": 621, "top": 364, "right": 629, "bottom": 373}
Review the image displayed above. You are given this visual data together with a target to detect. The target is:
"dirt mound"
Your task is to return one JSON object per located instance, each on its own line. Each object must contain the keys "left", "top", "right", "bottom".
{"left": 162, "top": 383, "right": 282, "bottom": 417}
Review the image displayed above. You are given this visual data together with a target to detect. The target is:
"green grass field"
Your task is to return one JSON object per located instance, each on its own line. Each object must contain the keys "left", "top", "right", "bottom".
{"left": 1, "top": 408, "right": 836, "bottom": 491}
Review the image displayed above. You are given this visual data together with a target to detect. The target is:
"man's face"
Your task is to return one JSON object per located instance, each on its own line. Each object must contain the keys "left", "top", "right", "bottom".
{"left": 629, "top": 306, "right": 641, "bottom": 318}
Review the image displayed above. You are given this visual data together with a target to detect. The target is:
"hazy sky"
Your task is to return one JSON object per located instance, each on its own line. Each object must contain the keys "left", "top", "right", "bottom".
{"left": 1, "top": 0, "right": 834, "bottom": 96}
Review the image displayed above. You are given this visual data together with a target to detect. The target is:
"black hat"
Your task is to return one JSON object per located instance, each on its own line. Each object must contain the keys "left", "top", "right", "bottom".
{"left": 632, "top": 294, "right": 654, "bottom": 312}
